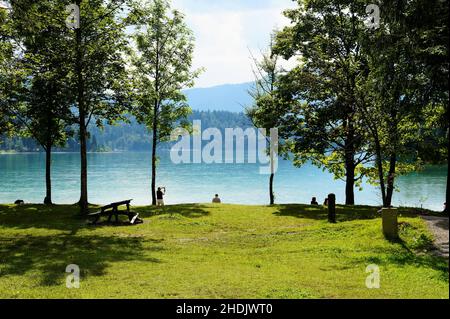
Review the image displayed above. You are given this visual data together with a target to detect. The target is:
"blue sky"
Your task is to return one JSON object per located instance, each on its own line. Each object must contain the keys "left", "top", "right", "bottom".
{"left": 171, "top": 0, "right": 297, "bottom": 88}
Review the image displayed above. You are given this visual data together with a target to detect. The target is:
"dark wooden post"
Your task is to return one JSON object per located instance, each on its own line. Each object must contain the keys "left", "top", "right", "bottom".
{"left": 328, "top": 193, "right": 336, "bottom": 223}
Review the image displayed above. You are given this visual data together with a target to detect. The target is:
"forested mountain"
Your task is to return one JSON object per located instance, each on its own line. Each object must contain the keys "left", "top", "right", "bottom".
{"left": 0, "top": 110, "right": 253, "bottom": 152}
{"left": 1, "top": 81, "right": 256, "bottom": 152}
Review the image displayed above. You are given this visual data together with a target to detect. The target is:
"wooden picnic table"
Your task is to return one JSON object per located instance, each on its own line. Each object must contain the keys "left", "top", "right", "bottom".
{"left": 88, "top": 199, "right": 141, "bottom": 225}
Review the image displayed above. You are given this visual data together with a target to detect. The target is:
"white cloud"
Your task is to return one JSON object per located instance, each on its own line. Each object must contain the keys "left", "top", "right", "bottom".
{"left": 172, "top": 0, "right": 296, "bottom": 88}
{"left": 0, "top": 0, "right": 11, "bottom": 9}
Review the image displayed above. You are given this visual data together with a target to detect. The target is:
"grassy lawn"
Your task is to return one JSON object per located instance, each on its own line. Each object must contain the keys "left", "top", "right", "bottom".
{"left": 0, "top": 203, "right": 448, "bottom": 299}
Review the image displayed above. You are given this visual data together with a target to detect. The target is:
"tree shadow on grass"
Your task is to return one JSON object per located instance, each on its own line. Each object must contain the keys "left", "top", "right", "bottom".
{"left": 273, "top": 204, "right": 430, "bottom": 223}
{"left": 273, "top": 204, "right": 382, "bottom": 222}
{"left": 351, "top": 232, "right": 449, "bottom": 283}
{"left": 275, "top": 205, "right": 449, "bottom": 281}
{"left": 134, "top": 204, "right": 211, "bottom": 219}
{"left": 0, "top": 204, "right": 210, "bottom": 233}
{"left": 0, "top": 234, "right": 163, "bottom": 287}
{"left": 366, "top": 246, "right": 448, "bottom": 283}
{"left": 0, "top": 204, "right": 102, "bottom": 233}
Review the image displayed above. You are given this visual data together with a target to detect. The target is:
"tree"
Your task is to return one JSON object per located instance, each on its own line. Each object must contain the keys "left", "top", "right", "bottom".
{"left": 358, "top": 4, "right": 421, "bottom": 207}
{"left": 7, "top": 0, "right": 75, "bottom": 205}
{"left": 274, "top": 0, "right": 372, "bottom": 205}
{"left": 407, "top": 0, "right": 448, "bottom": 212}
{"left": 359, "top": 0, "right": 448, "bottom": 208}
{"left": 129, "top": 0, "right": 200, "bottom": 205}
{"left": 246, "top": 38, "right": 284, "bottom": 205}
{"left": 70, "top": 0, "right": 131, "bottom": 214}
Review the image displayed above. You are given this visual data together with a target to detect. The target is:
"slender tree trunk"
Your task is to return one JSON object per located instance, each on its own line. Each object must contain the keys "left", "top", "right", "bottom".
{"left": 79, "top": 116, "right": 88, "bottom": 213}
{"left": 385, "top": 106, "right": 398, "bottom": 208}
{"left": 385, "top": 153, "right": 397, "bottom": 207}
{"left": 345, "top": 157, "right": 355, "bottom": 205}
{"left": 75, "top": 5, "right": 88, "bottom": 214}
{"left": 151, "top": 99, "right": 158, "bottom": 206}
{"left": 342, "top": 108, "right": 357, "bottom": 205}
{"left": 151, "top": 34, "right": 160, "bottom": 206}
{"left": 359, "top": 101, "right": 387, "bottom": 207}
{"left": 269, "top": 173, "right": 274, "bottom": 205}
{"left": 269, "top": 143, "right": 275, "bottom": 205}
{"left": 374, "top": 133, "right": 387, "bottom": 207}
{"left": 344, "top": 128, "right": 356, "bottom": 205}
{"left": 44, "top": 144, "right": 52, "bottom": 205}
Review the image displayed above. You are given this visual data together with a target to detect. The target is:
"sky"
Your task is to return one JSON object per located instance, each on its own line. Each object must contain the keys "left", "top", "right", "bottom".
{"left": 2, "top": 0, "right": 297, "bottom": 88}
{"left": 171, "top": 0, "right": 298, "bottom": 88}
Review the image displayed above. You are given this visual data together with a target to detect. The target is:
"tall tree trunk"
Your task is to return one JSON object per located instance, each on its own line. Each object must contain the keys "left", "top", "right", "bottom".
{"left": 75, "top": 4, "right": 88, "bottom": 215}
{"left": 344, "top": 126, "right": 356, "bottom": 205}
{"left": 374, "top": 133, "right": 387, "bottom": 207}
{"left": 359, "top": 103, "right": 387, "bottom": 207}
{"left": 269, "top": 173, "right": 274, "bottom": 205}
{"left": 342, "top": 108, "right": 357, "bottom": 206}
{"left": 151, "top": 35, "right": 160, "bottom": 206}
{"left": 79, "top": 116, "right": 88, "bottom": 213}
{"left": 385, "top": 106, "right": 398, "bottom": 208}
{"left": 151, "top": 99, "right": 158, "bottom": 206}
{"left": 345, "top": 156, "right": 355, "bottom": 205}
{"left": 44, "top": 144, "right": 52, "bottom": 205}
{"left": 269, "top": 144, "right": 275, "bottom": 205}
{"left": 385, "top": 153, "right": 397, "bottom": 207}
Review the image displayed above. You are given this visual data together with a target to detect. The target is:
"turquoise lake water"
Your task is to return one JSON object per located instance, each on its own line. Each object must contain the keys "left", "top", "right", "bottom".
{"left": 0, "top": 152, "right": 447, "bottom": 211}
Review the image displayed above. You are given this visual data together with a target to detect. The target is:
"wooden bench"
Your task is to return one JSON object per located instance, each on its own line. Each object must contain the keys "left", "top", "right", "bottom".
{"left": 88, "top": 199, "right": 142, "bottom": 225}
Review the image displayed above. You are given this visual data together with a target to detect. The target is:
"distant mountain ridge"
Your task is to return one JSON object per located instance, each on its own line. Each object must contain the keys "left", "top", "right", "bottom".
{"left": 1, "top": 82, "right": 257, "bottom": 152}
{"left": 184, "top": 82, "right": 254, "bottom": 113}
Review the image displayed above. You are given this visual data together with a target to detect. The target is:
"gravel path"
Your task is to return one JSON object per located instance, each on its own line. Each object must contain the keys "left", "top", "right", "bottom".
{"left": 421, "top": 216, "right": 449, "bottom": 258}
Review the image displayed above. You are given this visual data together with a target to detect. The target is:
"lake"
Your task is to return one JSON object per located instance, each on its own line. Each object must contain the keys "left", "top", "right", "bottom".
{"left": 0, "top": 152, "right": 447, "bottom": 211}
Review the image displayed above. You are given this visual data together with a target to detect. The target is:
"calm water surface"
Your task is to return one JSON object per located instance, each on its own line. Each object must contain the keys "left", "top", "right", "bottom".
{"left": 0, "top": 152, "right": 447, "bottom": 211}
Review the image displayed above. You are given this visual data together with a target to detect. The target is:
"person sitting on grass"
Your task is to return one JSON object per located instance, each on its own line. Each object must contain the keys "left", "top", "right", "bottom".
{"left": 311, "top": 197, "right": 319, "bottom": 205}
{"left": 212, "top": 194, "right": 221, "bottom": 203}
{"left": 157, "top": 187, "right": 165, "bottom": 206}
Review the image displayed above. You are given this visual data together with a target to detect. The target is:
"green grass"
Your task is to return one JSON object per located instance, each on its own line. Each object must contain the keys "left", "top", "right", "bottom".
{"left": 0, "top": 203, "right": 448, "bottom": 299}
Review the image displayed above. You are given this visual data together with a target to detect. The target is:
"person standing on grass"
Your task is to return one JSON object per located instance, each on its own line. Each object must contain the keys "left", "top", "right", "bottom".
{"left": 212, "top": 194, "right": 221, "bottom": 203}
{"left": 157, "top": 187, "right": 165, "bottom": 206}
